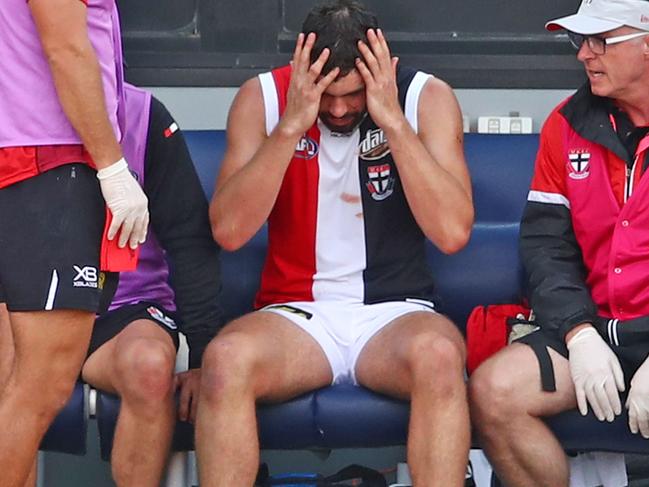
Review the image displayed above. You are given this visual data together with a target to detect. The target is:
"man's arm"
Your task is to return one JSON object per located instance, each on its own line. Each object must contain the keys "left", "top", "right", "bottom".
{"left": 393, "top": 78, "right": 473, "bottom": 254}
{"left": 29, "top": 0, "right": 121, "bottom": 169}
{"left": 522, "top": 112, "right": 625, "bottom": 422}
{"left": 355, "top": 29, "right": 473, "bottom": 254}
{"left": 29, "top": 0, "right": 149, "bottom": 248}
{"left": 519, "top": 114, "right": 598, "bottom": 341}
{"left": 208, "top": 78, "right": 297, "bottom": 251}
{"left": 209, "top": 33, "right": 339, "bottom": 251}
{"left": 521, "top": 199, "right": 597, "bottom": 340}
{"left": 144, "top": 97, "right": 222, "bottom": 370}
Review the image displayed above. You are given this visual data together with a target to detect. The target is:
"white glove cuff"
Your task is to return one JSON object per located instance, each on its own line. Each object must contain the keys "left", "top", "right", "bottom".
{"left": 97, "top": 157, "right": 128, "bottom": 180}
{"left": 567, "top": 326, "right": 599, "bottom": 348}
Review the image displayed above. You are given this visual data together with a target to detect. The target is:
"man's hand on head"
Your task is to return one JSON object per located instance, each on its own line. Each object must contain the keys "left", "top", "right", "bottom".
{"left": 355, "top": 28, "right": 405, "bottom": 132}
{"left": 279, "top": 32, "right": 340, "bottom": 138}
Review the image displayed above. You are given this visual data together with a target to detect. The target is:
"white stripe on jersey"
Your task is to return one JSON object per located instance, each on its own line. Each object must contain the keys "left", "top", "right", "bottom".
{"left": 312, "top": 121, "right": 365, "bottom": 302}
{"left": 528, "top": 190, "right": 571, "bottom": 209}
{"left": 259, "top": 72, "right": 279, "bottom": 135}
{"left": 405, "top": 72, "right": 432, "bottom": 134}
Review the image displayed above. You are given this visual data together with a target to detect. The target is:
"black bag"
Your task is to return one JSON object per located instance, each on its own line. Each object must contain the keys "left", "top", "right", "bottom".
{"left": 255, "top": 463, "right": 387, "bottom": 487}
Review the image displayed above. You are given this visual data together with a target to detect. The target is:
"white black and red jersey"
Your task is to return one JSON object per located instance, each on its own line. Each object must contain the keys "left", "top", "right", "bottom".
{"left": 254, "top": 65, "right": 436, "bottom": 308}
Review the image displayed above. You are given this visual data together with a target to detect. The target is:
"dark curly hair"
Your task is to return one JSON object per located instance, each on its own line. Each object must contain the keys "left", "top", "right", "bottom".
{"left": 301, "top": 0, "right": 379, "bottom": 76}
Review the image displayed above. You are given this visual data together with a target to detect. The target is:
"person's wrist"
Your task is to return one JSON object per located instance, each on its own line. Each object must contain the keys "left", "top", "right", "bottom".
{"left": 566, "top": 324, "right": 597, "bottom": 348}
{"left": 381, "top": 114, "right": 410, "bottom": 138}
{"left": 96, "top": 157, "right": 128, "bottom": 180}
{"left": 276, "top": 117, "right": 308, "bottom": 140}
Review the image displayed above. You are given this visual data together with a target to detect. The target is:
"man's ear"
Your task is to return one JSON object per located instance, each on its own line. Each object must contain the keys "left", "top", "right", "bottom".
{"left": 643, "top": 35, "right": 649, "bottom": 57}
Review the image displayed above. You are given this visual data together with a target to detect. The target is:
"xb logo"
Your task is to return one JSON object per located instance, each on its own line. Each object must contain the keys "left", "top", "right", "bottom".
{"left": 73, "top": 265, "right": 98, "bottom": 288}
{"left": 74, "top": 266, "right": 97, "bottom": 282}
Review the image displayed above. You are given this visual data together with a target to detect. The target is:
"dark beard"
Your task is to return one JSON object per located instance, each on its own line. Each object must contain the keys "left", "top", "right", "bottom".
{"left": 319, "top": 111, "right": 367, "bottom": 135}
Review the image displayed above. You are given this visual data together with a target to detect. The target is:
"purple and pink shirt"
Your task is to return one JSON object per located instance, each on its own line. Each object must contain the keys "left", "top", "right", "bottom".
{"left": 109, "top": 84, "right": 175, "bottom": 311}
{"left": 0, "top": 0, "right": 124, "bottom": 187}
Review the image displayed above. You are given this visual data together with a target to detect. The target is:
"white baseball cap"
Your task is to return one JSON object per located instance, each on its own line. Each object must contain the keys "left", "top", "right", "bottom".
{"left": 546, "top": 0, "right": 649, "bottom": 34}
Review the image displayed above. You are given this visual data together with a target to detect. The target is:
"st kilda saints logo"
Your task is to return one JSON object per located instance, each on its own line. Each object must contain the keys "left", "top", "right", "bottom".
{"left": 366, "top": 164, "right": 395, "bottom": 201}
{"left": 568, "top": 150, "right": 591, "bottom": 180}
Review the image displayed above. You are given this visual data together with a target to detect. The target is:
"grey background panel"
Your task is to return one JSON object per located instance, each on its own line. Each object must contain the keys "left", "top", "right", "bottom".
{"left": 146, "top": 87, "right": 575, "bottom": 132}
{"left": 282, "top": 0, "right": 572, "bottom": 35}
{"left": 118, "top": 0, "right": 586, "bottom": 88}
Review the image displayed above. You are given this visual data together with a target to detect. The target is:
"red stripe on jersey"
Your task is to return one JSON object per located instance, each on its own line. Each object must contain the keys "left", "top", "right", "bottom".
{"left": 272, "top": 65, "right": 291, "bottom": 114}
{"left": 0, "top": 145, "right": 93, "bottom": 189}
{"left": 255, "top": 66, "right": 319, "bottom": 307}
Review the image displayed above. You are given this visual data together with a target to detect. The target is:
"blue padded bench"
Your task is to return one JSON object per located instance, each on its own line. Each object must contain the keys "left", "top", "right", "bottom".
{"left": 40, "top": 381, "right": 87, "bottom": 455}
{"left": 88, "top": 131, "right": 649, "bottom": 460}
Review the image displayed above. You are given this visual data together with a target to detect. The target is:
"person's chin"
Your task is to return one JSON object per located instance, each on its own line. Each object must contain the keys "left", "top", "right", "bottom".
{"left": 324, "top": 123, "right": 355, "bottom": 134}
{"left": 587, "top": 73, "right": 611, "bottom": 96}
{"left": 590, "top": 84, "right": 613, "bottom": 98}
{"left": 321, "top": 117, "right": 360, "bottom": 134}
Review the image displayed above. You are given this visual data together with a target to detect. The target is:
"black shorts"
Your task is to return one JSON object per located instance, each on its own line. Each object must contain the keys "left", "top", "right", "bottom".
{"left": 0, "top": 164, "right": 117, "bottom": 313}
{"left": 519, "top": 325, "right": 649, "bottom": 393}
{"left": 88, "top": 301, "right": 180, "bottom": 357}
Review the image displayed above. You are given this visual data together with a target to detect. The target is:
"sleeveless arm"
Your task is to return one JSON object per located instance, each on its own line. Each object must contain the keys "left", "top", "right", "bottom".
{"left": 209, "top": 77, "right": 303, "bottom": 250}
{"left": 387, "top": 77, "right": 474, "bottom": 254}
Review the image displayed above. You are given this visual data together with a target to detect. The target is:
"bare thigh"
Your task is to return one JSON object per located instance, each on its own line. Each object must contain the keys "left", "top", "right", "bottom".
{"left": 82, "top": 319, "right": 176, "bottom": 393}
{"left": 0, "top": 303, "right": 13, "bottom": 389}
{"left": 9, "top": 309, "right": 95, "bottom": 387}
{"left": 472, "top": 342, "right": 577, "bottom": 417}
{"left": 355, "top": 311, "right": 465, "bottom": 399}
{"left": 210, "top": 311, "right": 333, "bottom": 402}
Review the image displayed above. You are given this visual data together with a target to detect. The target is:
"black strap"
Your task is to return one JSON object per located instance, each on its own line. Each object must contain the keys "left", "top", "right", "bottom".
{"left": 528, "top": 340, "right": 556, "bottom": 392}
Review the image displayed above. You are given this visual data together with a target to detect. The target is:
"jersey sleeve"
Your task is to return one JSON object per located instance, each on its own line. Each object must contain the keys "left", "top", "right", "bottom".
{"left": 144, "top": 97, "right": 223, "bottom": 368}
{"left": 520, "top": 109, "right": 598, "bottom": 341}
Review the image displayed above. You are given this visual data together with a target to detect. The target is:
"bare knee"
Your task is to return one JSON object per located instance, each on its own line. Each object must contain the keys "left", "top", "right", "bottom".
{"left": 408, "top": 331, "right": 465, "bottom": 393}
{"left": 114, "top": 339, "right": 176, "bottom": 405}
{"left": 13, "top": 356, "right": 83, "bottom": 414}
{"left": 200, "top": 331, "right": 260, "bottom": 403}
{"left": 8, "top": 371, "right": 80, "bottom": 426}
{"left": 469, "top": 358, "right": 522, "bottom": 429}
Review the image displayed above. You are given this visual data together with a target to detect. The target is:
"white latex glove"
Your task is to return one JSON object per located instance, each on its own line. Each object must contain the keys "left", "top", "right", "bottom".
{"left": 96, "top": 158, "right": 149, "bottom": 248}
{"left": 567, "top": 326, "right": 625, "bottom": 422}
{"left": 627, "top": 358, "right": 649, "bottom": 438}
